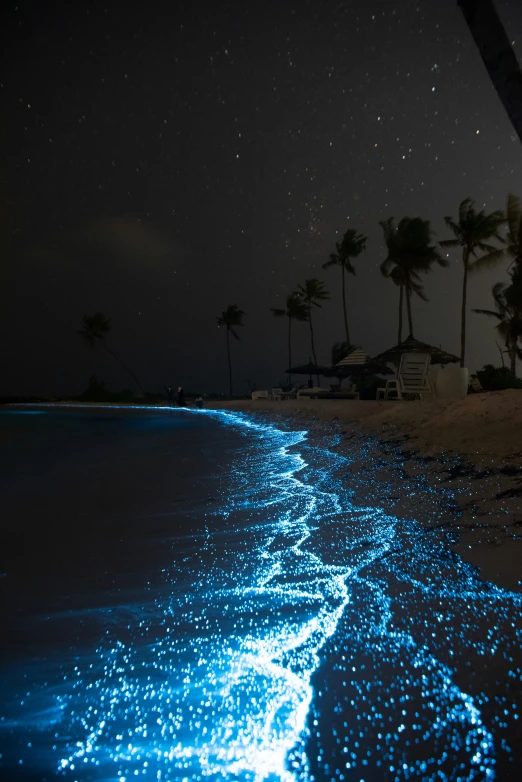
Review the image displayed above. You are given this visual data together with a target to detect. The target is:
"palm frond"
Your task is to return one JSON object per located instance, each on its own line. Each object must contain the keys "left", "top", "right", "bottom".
{"left": 472, "top": 308, "right": 502, "bottom": 320}
{"left": 458, "top": 197, "right": 474, "bottom": 224}
{"left": 506, "top": 193, "right": 521, "bottom": 241}
{"left": 217, "top": 304, "right": 245, "bottom": 330}
{"left": 469, "top": 249, "right": 506, "bottom": 272}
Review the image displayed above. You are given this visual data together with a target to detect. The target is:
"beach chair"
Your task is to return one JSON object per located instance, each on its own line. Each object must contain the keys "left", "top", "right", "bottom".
{"left": 251, "top": 390, "right": 269, "bottom": 400}
{"left": 279, "top": 387, "right": 299, "bottom": 400}
{"left": 269, "top": 388, "right": 283, "bottom": 400}
{"left": 297, "top": 387, "right": 323, "bottom": 398}
{"left": 376, "top": 352, "right": 433, "bottom": 400}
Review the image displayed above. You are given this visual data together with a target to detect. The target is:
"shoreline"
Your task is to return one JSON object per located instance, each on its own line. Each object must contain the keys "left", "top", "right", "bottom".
{"left": 207, "top": 393, "right": 522, "bottom": 592}
{"left": 4, "top": 396, "right": 522, "bottom": 590}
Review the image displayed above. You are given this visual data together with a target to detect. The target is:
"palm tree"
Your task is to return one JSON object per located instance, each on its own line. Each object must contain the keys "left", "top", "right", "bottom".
{"left": 295, "top": 278, "right": 330, "bottom": 366}
{"left": 440, "top": 198, "right": 505, "bottom": 368}
{"left": 457, "top": 0, "right": 522, "bottom": 145}
{"left": 331, "top": 341, "right": 353, "bottom": 366}
{"left": 270, "top": 293, "right": 308, "bottom": 383}
{"left": 473, "top": 282, "right": 522, "bottom": 376}
{"left": 505, "top": 193, "right": 522, "bottom": 282}
{"left": 216, "top": 304, "right": 245, "bottom": 397}
{"left": 380, "top": 217, "right": 446, "bottom": 342}
{"left": 322, "top": 229, "right": 367, "bottom": 345}
{"left": 78, "top": 312, "right": 145, "bottom": 396}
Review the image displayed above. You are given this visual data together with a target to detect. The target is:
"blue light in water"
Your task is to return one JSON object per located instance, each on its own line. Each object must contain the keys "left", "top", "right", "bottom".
{"left": 2, "top": 404, "right": 522, "bottom": 780}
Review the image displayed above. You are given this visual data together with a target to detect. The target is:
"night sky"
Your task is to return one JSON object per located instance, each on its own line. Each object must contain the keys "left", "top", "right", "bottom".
{"left": 3, "top": 0, "right": 522, "bottom": 397}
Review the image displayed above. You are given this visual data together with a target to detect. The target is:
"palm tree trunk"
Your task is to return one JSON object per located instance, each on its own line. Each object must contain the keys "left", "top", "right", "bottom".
{"left": 509, "top": 337, "right": 517, "bottom": 376}
{"left": 461, "top": 249, "right": 469, "bottom": 368}
{"left": 398, "top": 284, "right": 404, "bottom": 343}
{"left": 341, "top": 265, "right": 350, "bottom": 345}
{"left": 288, "top": 315, "right": 292, "bottom": 384}
{"left": 496, "top": 341, "right": 505, "bottom": 368}
{"left": 405, "top": 287, "right": 414, "bottom": 337}
{"left": 308, "top": 305, "right": 319, "bottom": 385}
{"left": 308, "top": 306, "right": 318, "bottom": 364}
{"left": 226, "top": 329, "right": 233, "bottom": 397}
{"left": 102, "top": 343, "right": 145, "bottom": 396}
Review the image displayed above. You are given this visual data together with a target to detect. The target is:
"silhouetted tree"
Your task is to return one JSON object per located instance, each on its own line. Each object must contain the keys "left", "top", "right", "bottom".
{"left": 331, "top": 341, "right": 354, "bottom": 366}
{"left": 323, "top": 229, "right": 367, "bottom": 345}
{"left": 440, "top": 198, "right": 505, "bottom": 367}
{"left": 295, "top": 278, "right": 330, "bottom": 367}
{"left": 78, "top": 312, "right": 144, "bottom": 396}
{"left": 216, "top": 304, "right": 245, "bottom": 397}
{"left": 270, "top": 293, "right": 308, "bottom": 383}
{"left": 380, "top": 217, "right": 446, "bottom": 342}
{"left": 473, "top": 282, "right": 522, "bottom": 377}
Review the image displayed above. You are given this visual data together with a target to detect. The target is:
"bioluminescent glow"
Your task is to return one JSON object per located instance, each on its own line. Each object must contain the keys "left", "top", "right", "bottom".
{"left": 1, "top": 405, "right": 522, "bottom": 781}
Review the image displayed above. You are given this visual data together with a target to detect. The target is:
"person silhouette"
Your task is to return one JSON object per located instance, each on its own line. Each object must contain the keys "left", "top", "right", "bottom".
{"left": 177, "top": 386, "right": 186, "bottom": 407}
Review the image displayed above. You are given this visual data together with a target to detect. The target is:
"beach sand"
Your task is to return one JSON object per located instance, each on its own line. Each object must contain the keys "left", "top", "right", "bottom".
{"left": 209, "top": 390, "right": 522, "bottom": 591}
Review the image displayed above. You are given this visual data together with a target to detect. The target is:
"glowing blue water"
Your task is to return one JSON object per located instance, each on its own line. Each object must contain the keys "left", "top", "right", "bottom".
{"left": 1, "top": 406, "right": 521, "bottom": 781}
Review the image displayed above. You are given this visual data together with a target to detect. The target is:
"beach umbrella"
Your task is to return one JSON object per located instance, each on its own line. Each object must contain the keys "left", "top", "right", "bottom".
{"left": 285, "top": 360, "right": 331, "bottom": 387}
{"left": 373, "top": 336, "right": 460, "bottom": 366}
{"left": 326, "top": 347, "right": 392, "bottom": 379}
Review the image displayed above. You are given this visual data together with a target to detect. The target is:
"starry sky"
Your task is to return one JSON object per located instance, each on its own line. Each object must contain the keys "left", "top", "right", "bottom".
{"left": 2, "top": 0, "right": 522, "bottom": 397}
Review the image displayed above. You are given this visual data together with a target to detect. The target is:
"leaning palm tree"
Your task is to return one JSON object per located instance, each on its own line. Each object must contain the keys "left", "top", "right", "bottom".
{"left": 270, "top": 293, "right": 309, "bottom": 383}
{"left": 473, "top": 282, "right": 522, "bottom": 376}
{"left": 380, "top": 217, "right": 446, "bottom": 342}
{"left": 323, "top": 229, "right": 367, "bottom": 345}
{"left": 295, "top": 278, "right": 330, "bottom": 366}
{"left": 440, "top": 198, "right": 505, "bottom": 367}
{"left": 216, "top": 304, "right": 245, "bottom": 397}
{"left": 78, "top": 312, "right": 145, "bottom": 396}
{"left": 457, "top": 0, "right": 522, "bottom": 145}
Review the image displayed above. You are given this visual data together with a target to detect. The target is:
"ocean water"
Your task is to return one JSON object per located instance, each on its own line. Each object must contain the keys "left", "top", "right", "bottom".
{"left": 0, "top": 405, "right": 521, "bottom": 782}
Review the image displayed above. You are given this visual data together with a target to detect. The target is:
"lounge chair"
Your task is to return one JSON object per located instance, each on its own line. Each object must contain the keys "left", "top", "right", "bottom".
{"left": 269, "top": 388, "right": 284, "bottom": 400}
{"left": 251, "top": 390, "right": 269, "bottom": 400}
{"left": 376, "top": 352, "right": 433, "bottom": 400}
{"left": 297, "top": 387, "right": 323, "bottom": 398}
{"left": 279, "top": 387, "right": 299, "bottom": 400}
{"left": 320, "top": 381, "right": 359, "bottom": 400}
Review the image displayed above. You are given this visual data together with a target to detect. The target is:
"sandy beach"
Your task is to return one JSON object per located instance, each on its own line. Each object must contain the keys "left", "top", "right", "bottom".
{"left": 209, "top": 391, "right": 522, "bottom": 591}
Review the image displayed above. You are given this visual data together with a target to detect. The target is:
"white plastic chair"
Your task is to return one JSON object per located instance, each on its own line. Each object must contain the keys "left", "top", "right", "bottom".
{"left": 377, "top": 353, "right": 433, "bottom": 400}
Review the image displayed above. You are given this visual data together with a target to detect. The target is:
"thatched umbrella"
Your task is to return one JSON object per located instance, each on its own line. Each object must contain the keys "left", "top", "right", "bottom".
{"left": 373, "top": 336, "right": 460, "bottom": 366}
{"left": 286, "top": 360, "right": 331, "bottom": 388}
{"left": 326, "top": 347, "right": 392, "bottom": 384}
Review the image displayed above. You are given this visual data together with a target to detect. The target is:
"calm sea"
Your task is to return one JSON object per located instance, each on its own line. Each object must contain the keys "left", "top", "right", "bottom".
{"left": 1, "top": 405, "right": 522, "bottom": 781}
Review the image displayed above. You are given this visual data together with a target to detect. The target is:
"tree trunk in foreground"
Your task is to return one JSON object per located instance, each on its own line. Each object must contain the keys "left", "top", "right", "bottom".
{"left": 458, "top": 0, "right": 522, "bottom": 146}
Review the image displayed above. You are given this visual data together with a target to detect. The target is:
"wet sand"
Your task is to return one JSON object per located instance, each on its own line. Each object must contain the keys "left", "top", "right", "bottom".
{"left": 208, "top": 393, "right": 522, "bottom": 592}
